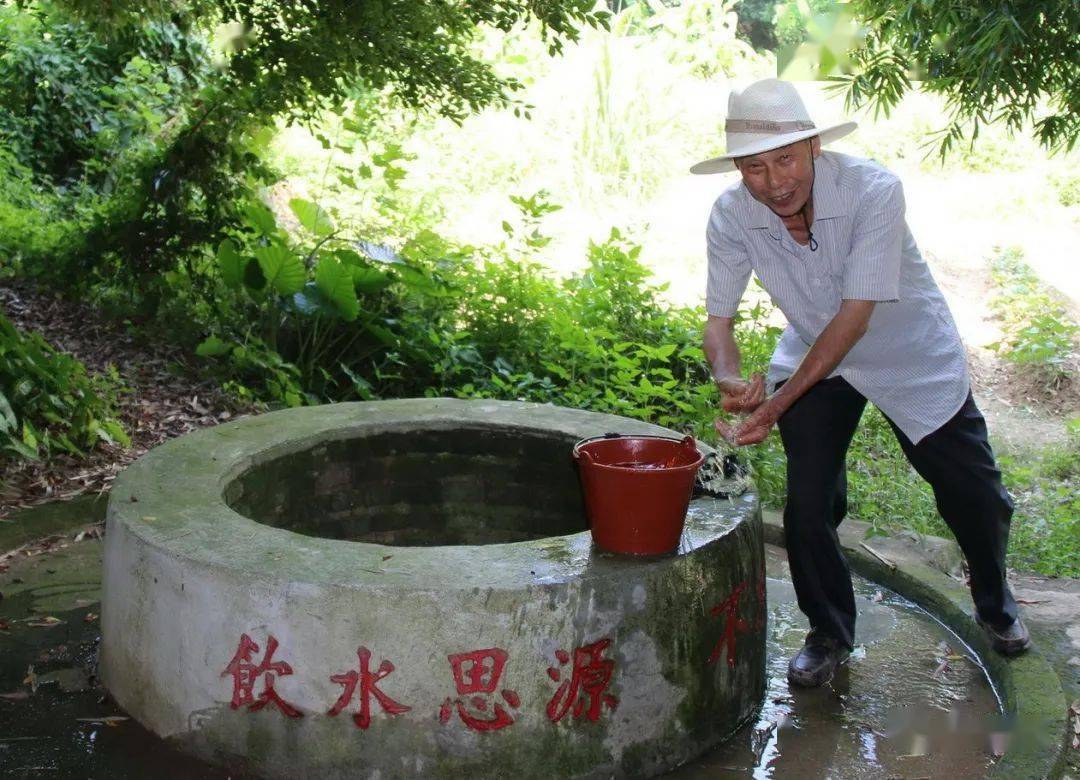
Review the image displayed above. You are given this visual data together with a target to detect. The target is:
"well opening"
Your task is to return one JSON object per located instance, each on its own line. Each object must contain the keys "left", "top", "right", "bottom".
{"left": 224, "top": 424, "right": 589, "bottom": 545}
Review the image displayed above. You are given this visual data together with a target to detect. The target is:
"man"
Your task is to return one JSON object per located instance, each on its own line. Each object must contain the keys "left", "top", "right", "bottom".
{"left": 692, "top": 78, "right": 1030, "bottom": 688}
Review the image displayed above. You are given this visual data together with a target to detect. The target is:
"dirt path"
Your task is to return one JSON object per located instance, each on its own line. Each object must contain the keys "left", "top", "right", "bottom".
{"left": 0, "top": 282, "right": 257, "bottom": 516}
{"left": 927, "top": 248, "right": 1078, "bottom": 453}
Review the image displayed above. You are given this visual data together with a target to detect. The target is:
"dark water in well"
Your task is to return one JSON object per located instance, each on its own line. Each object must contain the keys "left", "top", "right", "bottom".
{"left": 0, "top": 504, "right": 999, "bottom": 778}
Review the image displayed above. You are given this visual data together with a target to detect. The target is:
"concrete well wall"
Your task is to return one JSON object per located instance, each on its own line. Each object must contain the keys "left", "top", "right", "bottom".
{"left": 101, "top": 399, "right": 766, "bottom": 778}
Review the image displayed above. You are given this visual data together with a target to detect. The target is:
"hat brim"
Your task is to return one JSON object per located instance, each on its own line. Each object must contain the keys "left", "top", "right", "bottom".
{"left": 689, "top": 121, "right": 857, "bottom": 175}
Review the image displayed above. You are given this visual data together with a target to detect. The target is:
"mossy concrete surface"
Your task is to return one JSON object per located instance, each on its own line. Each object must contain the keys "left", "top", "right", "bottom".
{"left": 101, "top": 399, "right": 766, "bottom": 779}
{"left": 0, "top": 492, "right": 107, "bottom": 551}
{"left": 762, "top": 510, "right": 1070, "bottom": 779}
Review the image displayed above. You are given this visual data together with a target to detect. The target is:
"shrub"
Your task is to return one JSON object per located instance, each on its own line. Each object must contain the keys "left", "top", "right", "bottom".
{"left": 0, "top": 313, "right": 128, "bottom": 463}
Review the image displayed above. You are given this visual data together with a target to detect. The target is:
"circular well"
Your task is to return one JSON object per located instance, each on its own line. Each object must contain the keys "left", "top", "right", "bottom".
{"left": 225, "top": 425, "right": 589, "bottom": 545}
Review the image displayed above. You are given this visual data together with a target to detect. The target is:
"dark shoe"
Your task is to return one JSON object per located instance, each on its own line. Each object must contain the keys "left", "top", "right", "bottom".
{"left": 977, "top": 615, "right": 1032, "bottom": 656}
{"left": 787, "top": 632, "right": 850, "bottom": 687}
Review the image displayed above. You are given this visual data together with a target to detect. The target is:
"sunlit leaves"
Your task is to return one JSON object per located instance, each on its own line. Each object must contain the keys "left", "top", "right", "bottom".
{"left": 288, "top": 198, "right": 335, "bottom": 236}
{"left": 196, "top": 335, "right": 231, "bottom": 356}
{"left": 314, "top": 255, "right": 359, "bottom": 321}
{"left": 216, "top": 239, "right": 245, "bottom": 288}
{"left": 0, "top": 312, "right": 128, "bottom": 460}
{"left": 837, "top": 0, "right": 1079, "bottom": 154}
{"left": 254, "top": 244, "right": 305, "bottom": 296}
{"left": 242, "top": 201, "right": 279, "bottom": 235}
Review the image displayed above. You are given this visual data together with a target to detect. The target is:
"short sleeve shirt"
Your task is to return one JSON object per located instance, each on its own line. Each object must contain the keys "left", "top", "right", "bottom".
{"left": 705, "top": 150, "right": 969, "bottom": 443}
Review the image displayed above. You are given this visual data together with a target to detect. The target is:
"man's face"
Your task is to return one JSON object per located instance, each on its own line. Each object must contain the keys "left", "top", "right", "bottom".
{"left": 735, "top": 137, "right": 821, "bottom": 218}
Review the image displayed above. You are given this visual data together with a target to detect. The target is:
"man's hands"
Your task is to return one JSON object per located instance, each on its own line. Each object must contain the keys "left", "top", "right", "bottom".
{"left": 715, "top": 372, "right": 765, "bottom": 413}
{"left": 715, "top": 397, "right": 781, "bottom": 446}
{"left": 714, "top": 372, "right": 776, "bottom": 446}
{"left": 712, "top": 300, "right": 877, "bottom": 447}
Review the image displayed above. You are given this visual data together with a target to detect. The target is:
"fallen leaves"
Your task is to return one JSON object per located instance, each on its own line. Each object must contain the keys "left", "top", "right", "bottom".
{"left": 72, "top": 526, "right": 104, "bottom": 543}
{"left": 1070, "top": 700, "right": 1080, "bottom": 750}
{"left": 0, "top": 281, "right": 256, "bottom": 517}
{"left": 22, "top": 666, "right": 37, "bottom": 693}
{"left": 25, "top": 616, "right": 63, "bottom": 628}
{"left": 930, "top": 641, "right": 969, "bottom": 679}
{"left": 859, "top": 542, "right": 896, "bottom": 570}
{"left": 0, "top": 522, "right": 104, "bottom": 572}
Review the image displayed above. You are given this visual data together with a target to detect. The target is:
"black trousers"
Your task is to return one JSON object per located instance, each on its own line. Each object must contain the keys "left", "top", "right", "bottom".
{"left": 777, "top": 376, "right": 1018, "bottom": 649}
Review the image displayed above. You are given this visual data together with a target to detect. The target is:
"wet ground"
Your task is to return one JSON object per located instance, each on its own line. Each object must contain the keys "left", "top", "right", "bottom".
{"left": 675, "top": 546, "right": 1000, "bottom": 779}
{"left": 0, "top": 536, "right": 999, "bottom": 778}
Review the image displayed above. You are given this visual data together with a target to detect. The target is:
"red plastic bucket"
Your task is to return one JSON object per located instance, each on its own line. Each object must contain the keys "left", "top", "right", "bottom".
{"left": 573, "top": 434, "right": 706, "bottom": 555}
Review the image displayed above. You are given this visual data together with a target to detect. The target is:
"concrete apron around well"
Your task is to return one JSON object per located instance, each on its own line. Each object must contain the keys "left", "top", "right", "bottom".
{"left": 100, "top": 399, "right": 766, "bottom": 778}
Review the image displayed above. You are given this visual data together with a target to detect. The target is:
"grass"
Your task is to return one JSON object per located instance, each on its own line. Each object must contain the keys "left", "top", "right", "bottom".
{"left": 987, "top": 247, "right": 1078, "bottom": 389}
{"left": 999, "top": 438, "right": 1080, "bottom": 578}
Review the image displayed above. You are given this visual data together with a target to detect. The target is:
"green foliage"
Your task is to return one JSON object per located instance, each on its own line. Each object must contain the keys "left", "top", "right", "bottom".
{"left": 2, "top": 0, "right": 610, "bottom": 312}
{"left": 0, "top": 3, "right": 204, "bottom": 181}
{"left": 0, "top": 313, "right": 128, "bottom": 462}
{"left": 986, "top": 247, "right": 1078, "bottom": 387}
{"left": 731, "top": 0, "right": 782, "bottom": 50}
{"left": 59, "top": 0, "right": 611, "bottom": 124}
{"left": 999, "top": 439, "right": 1080, "bottom": 578}
{"left": 0, "top": 146, "right": 84, "bottom": 263}
{"left": 0, "top": 0, "right": 226, "bottom": 290}
{"left": 834, "top": 0, "right": 1080, "bottom": 155}
{"left": 1050, "top": 172, "right": 1080, "bottom": 208}
{"left": 773, "top": 0, "right": 837, "bottom": 48}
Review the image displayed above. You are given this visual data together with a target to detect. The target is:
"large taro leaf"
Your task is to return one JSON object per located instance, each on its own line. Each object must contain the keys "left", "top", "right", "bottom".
{"left": 351, "top": 241, "right": 444, "bottom": 295}
{"left": 255, "top": 244, "right": 306, "bottom": 296}
{"left": 314, "top": 256, "right": 359, "bottom": 321}
{"left": 350, "top": 266, "right": 393, "bottom": 294}
{"left": 354, "top": 240, "right": 403, "bottom": 265}
{"left": 289, "top": 198, "right": 335, "bottom": 236}
{"left": 216, "top": 239, "right": 245, "bottom": 289}
{"left": 243, "top": 258, "right": 266, "bottom": 291}
{"left": 331, "top": 249, "right": 391, "bottom": 294}
{"left": 242, "top": 201, "right": 279, "bottom": 236}
{"left": 393, "top": 263, "right": 445, "bottom": 295}
{"left": 289, "top": 282, "right": 334, "bottom": 317}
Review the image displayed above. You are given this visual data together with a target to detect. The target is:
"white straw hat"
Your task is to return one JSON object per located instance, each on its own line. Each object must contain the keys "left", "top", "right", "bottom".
{"left": 690, "top": 79, "right": 857, "bottom": 175}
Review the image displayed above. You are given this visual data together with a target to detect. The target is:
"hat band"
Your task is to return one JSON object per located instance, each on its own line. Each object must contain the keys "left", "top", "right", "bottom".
{"left": 725, "top": 119, "right": 816, "bottom": 134}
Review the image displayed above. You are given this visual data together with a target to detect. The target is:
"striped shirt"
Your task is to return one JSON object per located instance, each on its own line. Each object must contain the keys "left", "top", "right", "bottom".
{"left": 705, "top": 150, "right": 969, "bottom": 443}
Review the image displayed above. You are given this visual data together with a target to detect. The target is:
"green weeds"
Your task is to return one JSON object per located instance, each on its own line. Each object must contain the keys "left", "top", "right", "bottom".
{"left": 987, "top": 247, "right": 1078, "bottom": 389}
{"left": 0, "top": 313, "right": 128, "bottom": 463}
{"left": 999, "top": 438, "right": 1080, "bottom": 578}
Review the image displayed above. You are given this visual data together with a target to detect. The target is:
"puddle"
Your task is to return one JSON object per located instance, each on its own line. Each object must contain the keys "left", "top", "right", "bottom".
{"left": 0, "top": 538, "right": 230, "bottom": 778}
{"left": 1, "top": 521, "right": 1000, "bottom": 778}
{"left": 671, "top": 546, "right": 1000, "bottom": 779}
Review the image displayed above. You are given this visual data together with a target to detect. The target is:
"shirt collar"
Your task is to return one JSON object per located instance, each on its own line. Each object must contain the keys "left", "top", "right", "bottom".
{"left": 739, "top": 150, "right": 847, "bottom": 230}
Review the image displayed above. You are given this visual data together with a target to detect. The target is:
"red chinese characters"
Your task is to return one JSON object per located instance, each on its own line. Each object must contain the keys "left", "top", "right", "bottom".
{"left": 546, "top": 638, "right": 618, "bottom": 723}
{"left": 707, "top": 582, "right": 749, "bottom": 668}
{"left": 328, "top": 646, "right": 411, "bottom": 729}
{"left": 222, "top": 633, "right": 302, "bottom": 718}
{"left": 439, "top": 648, "right": 520, "bottom": 731}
